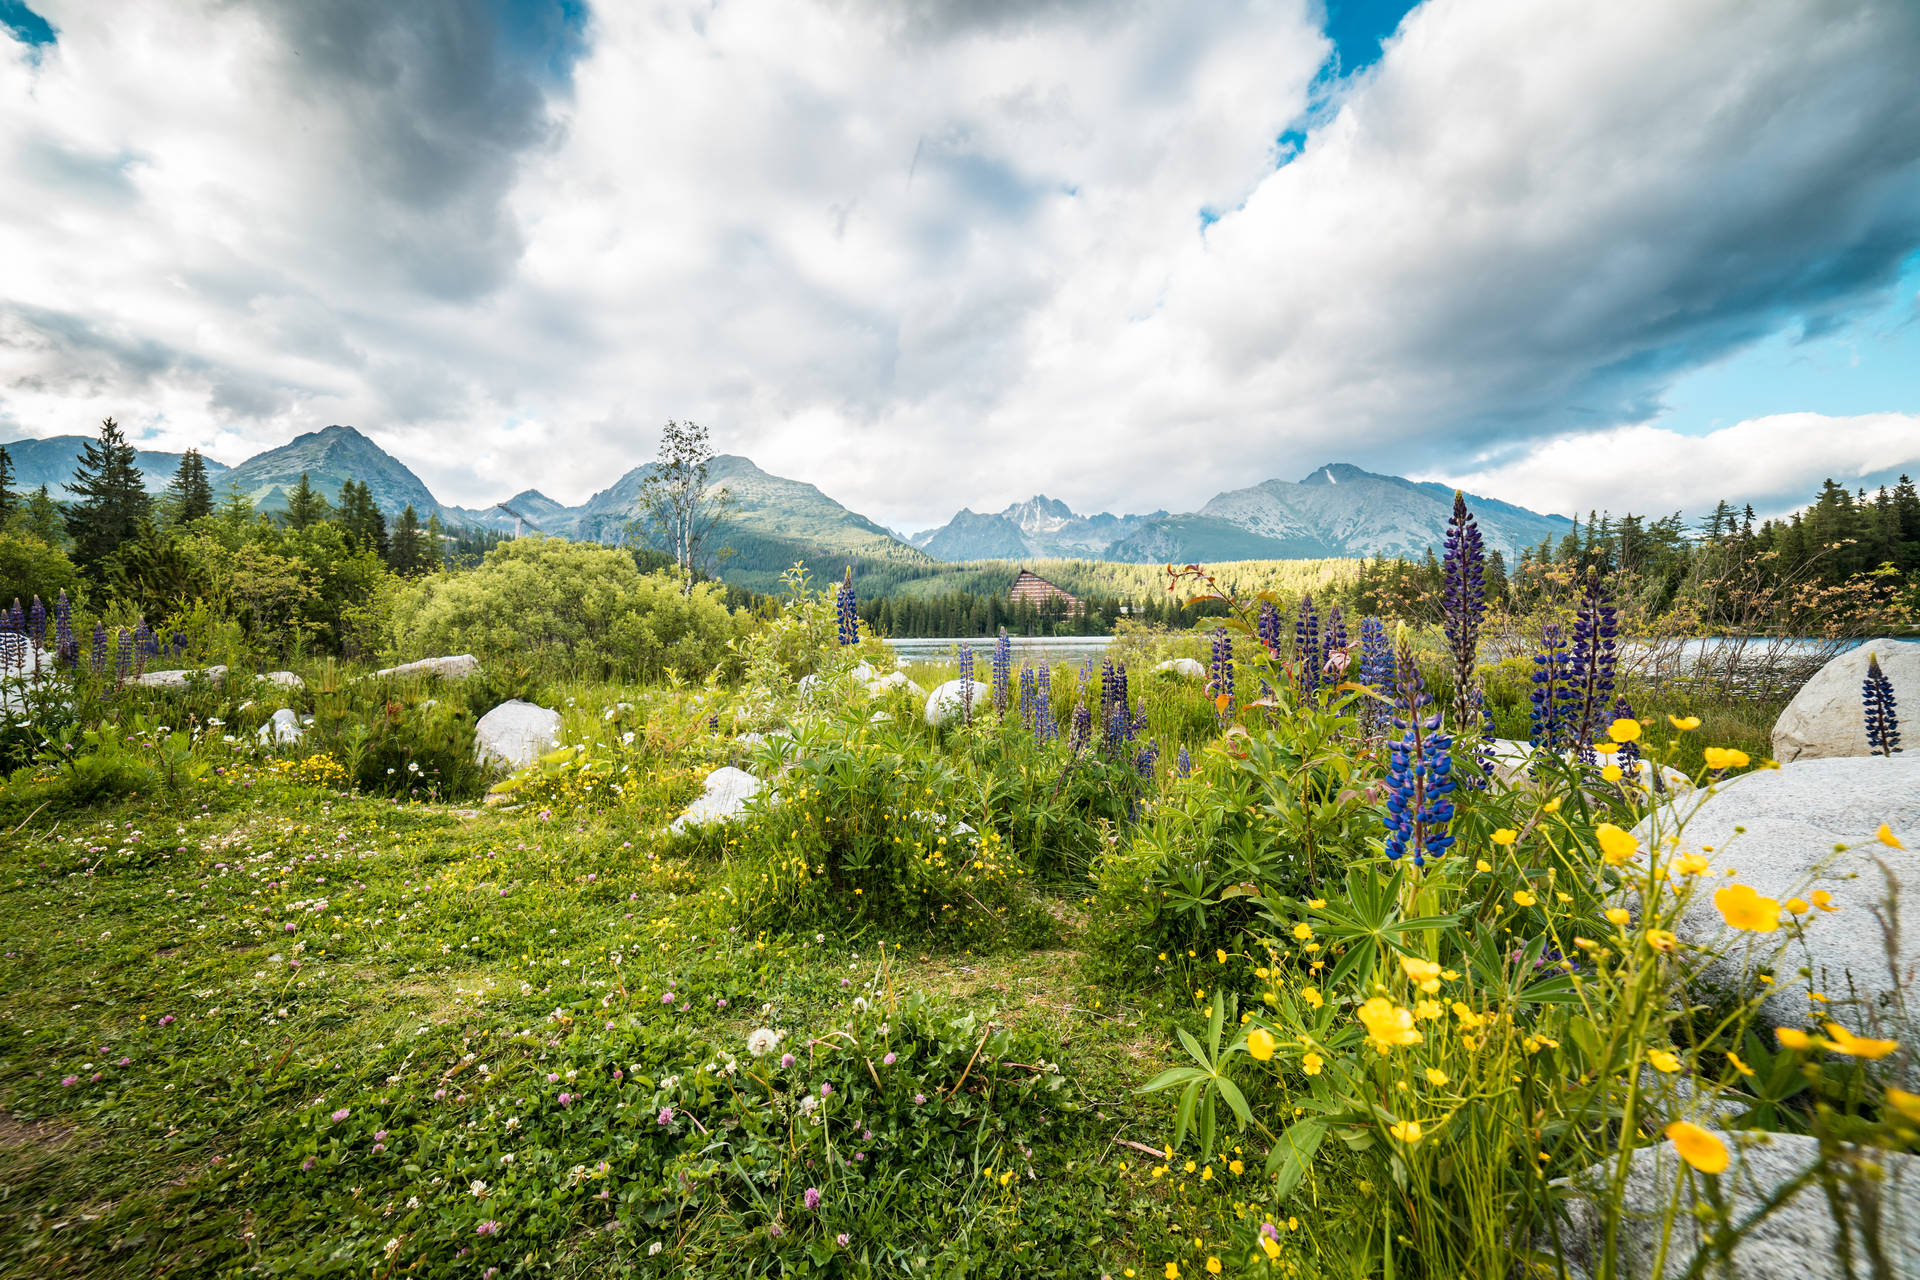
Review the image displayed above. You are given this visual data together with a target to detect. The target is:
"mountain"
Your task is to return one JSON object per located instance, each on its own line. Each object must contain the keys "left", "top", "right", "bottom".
{"left": 914, "top": 463, "right": 1572, "bottom": 564}
{"left": 0, "top": 434, "right": 232, "bottom": 498}
{"left": 445, "top": 489, "right": 572, "bottom": 533}
{"left": 221, "top": 425, "right": 446, "bottom": 518}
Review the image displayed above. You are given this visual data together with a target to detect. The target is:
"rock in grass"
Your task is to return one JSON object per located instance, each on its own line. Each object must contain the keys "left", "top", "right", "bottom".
{"left": 373, "top": 654, "right": 481, "bottom": 680}
{"left": 1637, "top": 755, "right": 1920, "bottom": 1052}
{"left": 1772, "top": 638, "right": 1920, "bottom": 763}
{"left": 260, "top": 671, "right": 305, "bottom": 689}
{"left": 924, "top": 679, "right": 990, "bottom": 727}
{"left": 865, "top": 671, "right": 924, "bottom": 698}
{"left": 257, "top": 708, "right": 302, "bottom": 746}
{"left": 1552, "top": 1131, "right": 1920, "bottom": 1280}
{"left": 1153, "top": 657, "right": 1206, "bottom": 679}
{"left": 131, "top": 665, "right": 230, "bottom": 689}
{"left": 669, "top": 766, "right": 763, "bottom": 834}
{"left": 474, "top": 700, "right": 562, "bottom": 771}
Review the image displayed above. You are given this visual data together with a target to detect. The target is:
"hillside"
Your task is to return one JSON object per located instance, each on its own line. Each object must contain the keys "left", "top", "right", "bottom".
{"left": 220, "top": 425, "right": 446, "bottom": 518}
{"left": 0, "top": 434, "right": 232, "bottom": 498}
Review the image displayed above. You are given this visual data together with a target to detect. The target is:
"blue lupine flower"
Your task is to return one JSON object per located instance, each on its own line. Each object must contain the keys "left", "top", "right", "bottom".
{"left": 91, "top": 625, "right": 108, "bottom": 674}
{"left": 1068, "top": 701, "right": 1092, "bottom": 753}
{"left": 1566, "top": 571, "right": 1619, "bottom": 761}
{"left": 1295, "top": 594, "right": 1320, "bottom": 696}
{"left": 1441, "top": 491, "right": 1486, "bottom": 703}
{"left": 835, "top": 568, "right": 859, "bottom": 646}
{"left": 957, "top": 644, "right": 975, "bottom": 722}
{"left": 1034, "top": 667, "right": 1055, "bottom": 744}
{"left": 1208, "top": 627, "right": 1234, "bottom": 719}
{"left": 1135, "top": 740, "right": 1160, "bottom": 779}
{"left": 172, "top": 631, "right": 188, "bottom": 656}
{"left": 1256, "top": 601, "right": 1284, "bottom": 658}
{"left": 1321, "top": 605, "right": 1348, "bottom": 679}
{"left": 56, "top": 592, "right": 76, "bottom": 664}
{"left": 1079, "top": 656, "right": 1095, "bottom": 685}
{"left": 29, "top": 596, "right": 46, "bottom": 646}
{"left": 1381, "top": 635, "right": 1454, "bottom": 867}
{"left": 1175, "top": 745, "right": 1192, "bottom": 778}
{"left": 992, "top": 628, "right": 1012, "bottom": 715}
{"left": 3, "top": 599, "right": 18, "bottom": 634}
{"left": 1865, "top": 653, "right": 1901, "bottom": 756}
{"left": 1019, "top": 664, "right": 1036, "bottom": 728}
{"left": 1529, "top": 623, "right": 1571, "bottom": 753}
{"left": 1357, "top": 616, "right": 1396, "bottom": 732}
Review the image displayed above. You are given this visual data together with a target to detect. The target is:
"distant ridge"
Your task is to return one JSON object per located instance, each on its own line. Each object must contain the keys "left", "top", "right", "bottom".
{"left": 0, "top": 434, "right": 231, "bottom": 499}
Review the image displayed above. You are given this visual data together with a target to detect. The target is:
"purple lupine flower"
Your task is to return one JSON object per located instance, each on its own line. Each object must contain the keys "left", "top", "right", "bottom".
{"left": 1566, "top": 570, "right": 1619, "bottom": 761}
{"left": 1321, "top": 605, "right": 1348, "bottom": 678}
{"left": 1134, "top": 740, "right": 1160, "bottom": 780}
{"left": 1067, "top": 700, "right": 1091, "bottom": 753}
{"left": 1381, "top": 633, "right": 1454, "bottom": 867}
{"left": 55, "top": 590, "right": 75, "bottom": 664}
{"left": 90, "top": 625, "right": 107, "bottom": 674}
{"left": 991, "top": 628, "right": 1012, "bottom": 715}
{"left": 134, "top": 617, "right": 158, "bottom": 658}
{"left": 1033, "top": 664, "right": 1055, "bottom": 744}
{"left": 1441, "top": 492, "right": 1486, "bottom": 708}
{"left": 1175, "top": 744, "right": 1192, "bottom": 778}
{"left": 1018, "top": 664, "right": 1035, "bottom": 728}
{"left": 1208, "top": 627, "right": 1234, "bottom": 720}
{"left": 1529, "top": 623, "right": 1572, "bottom": 754}
{"left": 836, "top": 567, "right": 859, "bottom": 646}
{"left": 1295, "top": 594, "right": 1320, "bottom": 696}
{"left": 804, "top": 1187, "right": 822, "bottom": 1210}
{"left": 114, "top": 627, "right": 133, "bottom": 681}
{"left": 957, "top": 644, "right": 975, "bottom": 722}
{"left": 1864, "top": 653, "right": 1901, "bottom": 756}
{"left": 1255, "top": 600, "right": 1284, "bottom": 659}
{"left": 2, "top": 599, "right": 18, "bottom": 635}
{"left": 28, "top": 595, "right": 47, "bottom": 646}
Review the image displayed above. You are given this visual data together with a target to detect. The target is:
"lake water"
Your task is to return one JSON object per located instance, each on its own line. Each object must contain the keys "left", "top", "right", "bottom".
{"left": 884, "top": 635, "right": 1115, "bottom": 664}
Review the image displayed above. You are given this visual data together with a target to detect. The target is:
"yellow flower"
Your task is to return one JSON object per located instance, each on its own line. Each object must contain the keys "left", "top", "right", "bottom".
{"left": 1415, "top": 999, "right": 1444, "bottom": 1021}
{"left": 1824, "top": 1024, "right": 1899, "bottom": 1060}
{"left": 1475, "top": 858, "right": 1492, "bottom": 872}
{"left": 1665, "top": 1121, "right": 1729, "bottom": 1174}
{"left": 1358, "top": 997, "right": 1423, "bottom": 1053}
{"left": 1775, "top": 1028, "right": 1815, "bottom": 1051}
{"left": 1207, "top": 1259, "right": 1221, "bottom": 1275}
{"left": 1595, "top": 823, "right": 1638, "bottom": 865}
{"left": 1647, "top": 1049, "right": 1681, "bottom": 1073}
{"left": 1544, "top": 797, "right": 1562, "bottom": 813}
{"left": 1714, "top": 883, "right": 1780, "bottom": 932}
{"left": 1425, "top": 1068, "right": 1449, "bottom": 1086}
{"left": 1228, "top": 1159, "right": 1244, "bottom": 1175}
{"left": 1513, "top": 890, "right": 1537, "bottom": 907}
{"left": 1388, "top": 1119, "right": 1422, "bottom": 1144}
{"left": 1301, "top": 1052, "right": 1324, "bottom": 1075}
{"left": 1308, "top": 898, "right": 1326, "bottom": 908}
{"left": 1647, "top": 929, "right": 1678, "bottom": 953}
{"left": 1887, "top": 1088, "right": 1920, "bottom": 1123}
{"left": 1784, "top": 897, "right": 1810, "bottom": 915}
{"left": 1259, "top": 1237, "right": 1282, "bottom": 1260}
{"left": 1879, "top": 824, "right": 1905, "bottom": 851}
{"left": 1216, "top": 949, "right": 1228, "bottom": 964}
{"left": 1165, "top": 1264, "right": 1180, "bottom": 1280}
{"left": 1601, "top": 764, "right": 1623, "bottom": 783}
{"left": 1810, "top": 889, "right": 1837, "bottom": 912}
{"left": 1399, "top": 955, "right": 1444, "bottom": 993}
{"left": 1668, "top": 714, "right": 1702, "bottom": 731}
{"left": 1702, "top": 747, "right": 1749, "bottom": 771}
{"left": 1605, "top": 907, "right": 1631, "bottom": 927}
{"left": 1292, "top": 923, "right": 1313, "bottom": 941}
{"left": 1300, "top": 987, "right": 1324, "bottom": 1009}
{"left": 1246, "top": 1028, "right": 1276, "bottom": 1061}
{"left": 1726, "top": 1051, "right": 1754, "bottom": 1078}
{"left": 1608, "top": 718, "right": 1643, "bottom": 743}
{"left": 1491, "top": 828, "right": 1518, "bottom": 846}
{"left": 1184, "top": 1160, "right": 1196, "bottom": 1173}
{"left": 1676, "top": 852, "right": 1710, "bottom": 876}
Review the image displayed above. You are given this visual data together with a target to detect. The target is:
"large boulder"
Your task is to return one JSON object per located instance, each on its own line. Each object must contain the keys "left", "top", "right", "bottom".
{"left": 260, "top": 671, "right": 305, "bottom": 689}
{"left": 474, "top": 700, "right": 562, "bottom": 771}
{"left": 0, "top": 638, "right": 53, "bottom": 715}
{"left": 924, "top": 679, "right": 990, "bottom": 727}
{"left": 1153, "top": 657, "right": 1206, "bottom": 680}
{"left": 374, "top": 654, "right": 481, "bottom": 681}
{"left": 1773, "top": 638, "right": 1919, "bottom": 763}
{"left": 1637, "top": 755, "right": 1920, "bottom": 1041}
{"left": 1553, "top": 1132, "right": 1920, "bottom": 1280}
{"left": 131, "top": 665, "right": 229, "bottom": 690}
{"left": 864, "top": 671, "right": 924, "bottom": 698}
{"left": 670, "top": 766, "right": 763, "bottom": 834}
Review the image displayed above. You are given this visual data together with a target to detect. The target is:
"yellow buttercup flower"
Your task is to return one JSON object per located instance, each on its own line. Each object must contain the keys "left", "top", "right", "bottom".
{"left": 1824, "top": 1023, "right": 1899, "bottom": 1061}
{"left": 1513, "top": 890, "right": 1537, "bottom": 907}
{"left": 1246, "top": 1028, "right": 1276, "bottom": 1061}
{"left": 1879, "top": 824, "right": 1905, "bottom": 850}
{"left": 1726, "top": 1051, "right": 1754, "bottom": 1078}
{"left": 1292, "top": 922, "right": 1313, "bottom": 941}
{"left": 1491, "top": 828, "right": 1517, "bottom": 846}
{"left": 1887, "top": 1088, "right": 1920, "bottom": 1123}
{"left": 1702, "top": 747, "right": 1749, "bottom": 771}
{"left": 1259, "top": 1237, "right": 1282, "bottom": 1261}
{"left": 1647, "top": 1049, "right": 1681, "bottom": 1073}
{"left": 1784, "top": 897, "right": 1810, "bottom": 915}
{"left": 1425, "top": 1067, "right": 1449, "bottom": 1086}
{"left": 1229, "top": 1159, "right": 1244, "bottom": 1175}
{"left": 1165, "top": 1264, "right": 1180, "bottom": 1280}
{"left": 1715, "top": 884, "right": 1780, "bottom": 932}
{"left": 1595, "top": 823, "right": 1638, "bottom": 865}
{"left": 1601, "top": 764, "right": 1623, "bottom": 783}
{"left": 1608, "top": 718, "right": 1643, "bottom": 743}
{"left": 1775, "top": 1028, "right": 1816, "bottom": 1051}
{"left": 1665, "top": 1121, "right": 1729, "bottom": 1174}
{"left": 1301, "top": 1052, "right": 1324, "bottom": 1076}
{"left": 1388, "top": 1119, "right": 1422, "bottom": 1144}
{"left": 1810, "top": 889, "right": 1837, "bottom": 912}
{"left": 1216, "top": 949, "right": 1227, "bottom": 964}
{"left": 1206, "top": 1259, "right": 1221, "bottom": 1275}
{"left": 1647, "top": 929, "right": 1678, "bottom": 953}
{"left": 1300, "top": 986, "right": 1324, "bottom": 1009}
{"left": 1676, "top": 852, "right": 1710, "bottom": 876}
{"left": 1605, "top": 907, "right": 1631, "bottom": 927}
{"left": 1668, "top": 714, "right": 1701, "bottom": 731}
{"left": 1400, "top": 955, "right": 1444, "bottom": 993}
{"left": 1357, "top": 997, "right": 1423, "bottom": 1053}
{"left": 1476, "top": 858, "right": 1492, "bottom": 872}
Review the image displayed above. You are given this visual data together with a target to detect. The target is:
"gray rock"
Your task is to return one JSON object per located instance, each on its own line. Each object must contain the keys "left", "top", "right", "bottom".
{"left": 669, "top": 766, "right": 763, "bottom": 834}
{"left": 131, "top": 665, "right": 230, "bottom": 689}
{"left": 0, "top": 638, "right": 53, "bottom": 715}
{"left": 1554, "top": 1131, "right": 1920, "bottom": 1280}
{"left": 256, "top": 708, "right": 302, "bottom": 746}
{"left": 260, "top": 671, "right": 305, "bottom": 689}
{"left": 1153, "top": 657, "right": 1206, "bottom": 679}
{"left": 1773, "top": 638, "right": 1920, "bottom": 763}
{"left": 374, "top": 654, "right": 481, "bottom": 681}
{"left": 924, "top": 678, "right": 990, "bottom": 727}
{"left": 474, "top": 699, "right": 562, "bottom": 771}
{"left": 864, "top": 671, "right": 924, "bottom": 698}
{"left": 1638, "top": 755, "right": 1920, "bottom": 1052}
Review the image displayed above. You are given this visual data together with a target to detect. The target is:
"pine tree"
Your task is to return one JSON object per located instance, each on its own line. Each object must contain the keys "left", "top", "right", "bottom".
{"left": 18, "top": 485, "right": 64, "bottom": 544}
{"left": 285, "top": 473, "right": 331, "bottom": 530}
{"left": 0, "top": 443, "right": 15, "bottom": 524}
{"left": 64, "top": 417, "right": 153, "bottom": 572}
{"left": 388, "top": 504, "right": 426, "bottom": 574}
{"left": 422, "top": 513, "right": 445, "bottom": 572}
{"left": 163, "top": 448, "right": 215, "bottom": 523}
{"left": 216, "top": 483, "right": 257, "bottom": 538}
{"left": 338, "top": 481, "right": 390, "bottom": 556}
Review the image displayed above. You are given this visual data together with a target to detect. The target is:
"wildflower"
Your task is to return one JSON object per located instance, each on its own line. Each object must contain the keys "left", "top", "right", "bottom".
{"left": 1702, "top": 747, "right": 1749, "bottom": 771}
{"left": 1425, "top": 1068, "right": 1449, "bottom": 1086}
{"left": 882, "top": 1052, "right": 896, "bottom": 1065}
{"left": 1357, "top": 998, "right": 1422, "bottom": 1053}
{"left": 475, "top": 1220, "right": 499, "bottom": 1237}
{"left": 780, "top": 1053, "right": 795, "bottom": 1068}
{"left": 1300, "top": 987, "right": 1323, "bottom": 1009}
{"left": 1887, "top": 1089, "right": 1920, "bottom": 1123}
{"left": 1246, "top": 1028, "right": 1276, "bottom": 1061}
{"left": 1879, "top": 824, "right": 1905, "bottom": 850}
{"left": 1388, "top": 1119, "right": 1422, "bottom": 1144}
{"left": 1165, "top": 1264, "right": 1180, "bottom": 1280}
{"left": 1646, "top": 930, "right": 1678, "bottom": 953}
{"left": 1207, "top": 1258, "right": 1222, "bottom": 1275}
{"left": 1775, "top": 1028, "right": 1816, "bottom": 1051}
{"left": 836, "top": 569, "right": 860, "bottom": 646}
{"left": 1292, "top": 922, "right": 1313, "bottom": 941}
{"left": 1229, "top": 1159, "right": 1244, "bottom": 1175}
{"left": 1810, "top": 889, "right": 1837, "bottom": 912}
{"left": 1512, "top": 890, "right": 1536, "bottom": 907}
{"left": 1674, "top": 851, "right": 1710, "bottom": 876}
{"left": 1824, "top": 1024, "right": 1899, "bottom": 1060}
{"left": 1491, "top": 828, "right": 1517, "bottom": 846}
{"left": 657, "top": 1107, "right": 674, "bottom": 1125}
{"left": 1594, "top": 823, "right": 1638, "bottom": 865}
{"left": 1302, "top": 1052, "right": 1324, "bottom": 1075}
{"left": 804, "top": 1187, "right": 821, "bottom": 1210}
{"left": 1714, "top": 884, "right": 1781, "bottom": 932}
{"left": 1784, "top": 897, "right": 1810, "bottom": 914}
{"left": 747, "top": 1028, "right": 782, "bottom": 1058}
{"left": 1399, "top": 955, "right": 1443, "bottom": 994}
{"left": 1863, "top": 653, "right": 1901, "bottom": 757}
{"left": 331, "top": 1108, "right": 350, "bottom": 1123}
{"left": 1647, "top": 1049, "right": 1681, "bottom": 1074}
{"left": 1665, "top": 1121, "right": 1729, "bottom": 1174}
{"left": 1381, "top": 634, "right": 1455, "bottom": 865}
{"left": 838, "top": 1233, "right": 850, "bottom": 1247}
{"left": 1608, "top": 717, "right": 1642, "bottom": 743}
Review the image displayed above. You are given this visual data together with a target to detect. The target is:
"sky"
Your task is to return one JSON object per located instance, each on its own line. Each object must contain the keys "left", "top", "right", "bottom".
{"left": 1, "top": 0, "right": 1918, "bottom": 534}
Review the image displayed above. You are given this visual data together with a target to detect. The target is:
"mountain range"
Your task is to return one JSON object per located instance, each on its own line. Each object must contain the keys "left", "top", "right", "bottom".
{"left": 2, "top": 426, "right": 1572, "bottom": 583}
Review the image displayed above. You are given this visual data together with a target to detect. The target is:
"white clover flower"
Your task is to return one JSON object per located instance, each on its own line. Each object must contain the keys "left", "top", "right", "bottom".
{"left": 470, "top": 1179, "right": 488, "bottom": 1197}
{"left": 747, "top": 1027, "right": 783, "bottom": 1058}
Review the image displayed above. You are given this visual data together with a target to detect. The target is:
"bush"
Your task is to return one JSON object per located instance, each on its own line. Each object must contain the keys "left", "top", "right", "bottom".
{"left": 387, "top": 537, "right": 738, "bottom": 680}
{"left": 0, "top": 530, "right": 82, "bottom": 612}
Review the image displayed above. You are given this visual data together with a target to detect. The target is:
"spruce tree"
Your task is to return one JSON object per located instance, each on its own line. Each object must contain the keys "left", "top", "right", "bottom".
{"left": 0, "top": 443, "right": 15, "bottom": 524}
{"left": 285, "top": 472, "right": 332, "bottom": 530}
{"left": 64, "top": 417, "right": 153, "bottom": 572}
{"left": 422, "top": 512, "right": 445, "bottom": 572}
{"left": 388, "top": 504, "right": 426, "bottom": 574}
{"left": 164, "top": 448, "right": 215, "bottom": 523}
{"left": 19, "top": 485, "right": 64, "bottom": 545}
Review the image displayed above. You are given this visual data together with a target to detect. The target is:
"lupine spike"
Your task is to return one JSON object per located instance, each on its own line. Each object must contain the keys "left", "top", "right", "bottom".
{"left": 1529, "top": 623, "right": 1571, "bottom": 754}
{"left": 835, "top": 567, "right": 859, "bottom": 646}
{"left": 1034, "top": 667, "right": 1055, "bottom": 744}
{"left": 1442, "top": 491, "right": 1487, "bottom": 710}
{"left": 1295, "top": 594, "right": 1320, "bottom": 696}
{"left": 1358, "top": 616, "right": 1396, "bottom": 733}
{"left": 115, "top": 627, "right": 133, "bottom": 680}
{"left": 1134, "top": 740, "right": 1160, "bottom": 780}
{"left": 1018, "top": 663, "right": 1036, "bottom": 729}
{"left": 1566, "top": 570, "right": 1619, "bottom": 762}
{"left": 1381, "top": 632, "right": 1454, "bottom": 867}
{"left": 1864, "top": 653, "right": 1902, "bottom": 757}
{"left": 1068, "top": 700, "right": 1091, "bottom": 753}
{"left": 1175, "top": 745, "right": 1192, "bottom": 778}
{"left": 957, "top": 644, "right": 974, "bottom": 723}
{"left": 29, "top": 596, "right": 46, "bottom": 645}
{"left": 56, "top": 591, "right": 76, "bottom": 664}
{"left": 1256, "top": 601, "right": 1284, "bottom": 658}
{"left": 992, "top": 628, "right": 1012, "bottom": 716}
{"left": 1208, "top": 627, "right": 1234, "bottom": 720}
{"left": 91, "top": 625, "right": 107, "bottom": 674}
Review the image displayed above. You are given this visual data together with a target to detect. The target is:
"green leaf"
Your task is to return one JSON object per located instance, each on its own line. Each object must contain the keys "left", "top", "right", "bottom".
{"left": 1214, "top": 1076, "right": 1252, "bottom": 1130}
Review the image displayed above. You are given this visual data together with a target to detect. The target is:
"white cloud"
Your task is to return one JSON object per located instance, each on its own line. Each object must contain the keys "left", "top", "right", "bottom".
{"left": 1432, "top": 413, "right": 1920, "bottom": 521}
{"left": 1, "top": 0, "right": 1917, "bottom": 531}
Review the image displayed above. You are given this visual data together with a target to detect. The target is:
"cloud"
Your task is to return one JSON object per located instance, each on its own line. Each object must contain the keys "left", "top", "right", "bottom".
{"left": 1434, "top": 413, "right": 1920, "bottom": 521}
{"left": 0, "top": 0, "right": 1916, "bottom": 532}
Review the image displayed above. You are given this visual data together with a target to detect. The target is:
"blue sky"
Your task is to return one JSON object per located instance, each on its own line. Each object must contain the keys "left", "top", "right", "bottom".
{"left": 1, "top": 0, "right": 1916, "bottom": 528}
